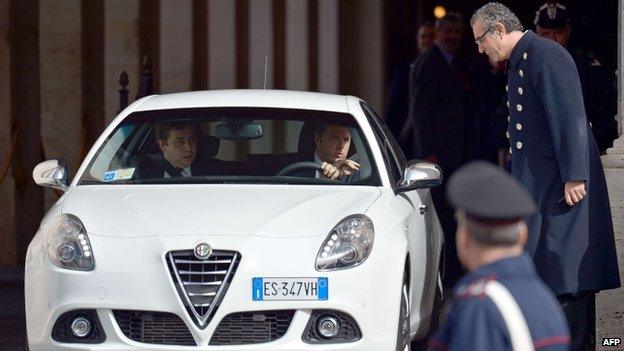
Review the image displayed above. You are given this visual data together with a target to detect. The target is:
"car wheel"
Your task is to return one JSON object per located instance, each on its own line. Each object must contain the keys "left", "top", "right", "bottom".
{"left": 429, "top": 273, "right": 443, "bottom": 331}
{"left": 396, "top": 271, "right": 411, "bottom": 351}
{"left": 411, "top": 272, "right": 443, "bottom": 351}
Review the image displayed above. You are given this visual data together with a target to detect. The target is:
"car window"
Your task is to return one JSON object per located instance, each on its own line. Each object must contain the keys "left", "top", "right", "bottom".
{"left": 359, "top": 102, "right": 403, "bottom": 185}
{"left": 78, "top": 107, "right": 381, "bottom": 186}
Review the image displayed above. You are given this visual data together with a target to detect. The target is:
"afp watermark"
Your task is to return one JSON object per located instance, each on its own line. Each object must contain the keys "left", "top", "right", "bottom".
{"left": 602, "top": 338, "right": 622, "bottom": 347}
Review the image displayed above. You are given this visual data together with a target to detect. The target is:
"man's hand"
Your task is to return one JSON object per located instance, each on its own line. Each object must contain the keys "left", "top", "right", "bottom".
{"left": 333, "top": 159, "right": 360, "bottom": 176}
{"left": 563, "top": 180, "right": 586, "bottom": 206}
{"left": 320, "top": 160, "right": 360, "bottom": 180}
{"left": 320, "top": 162, "right": 341, "bottom": 179}
{"left": 497, "top": 148, "right": 510, "bottom": 167}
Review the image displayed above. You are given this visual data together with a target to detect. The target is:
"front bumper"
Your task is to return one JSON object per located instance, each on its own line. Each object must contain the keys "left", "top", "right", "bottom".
{"left": 25, "top": 233, "right": 404, "bottom": 350}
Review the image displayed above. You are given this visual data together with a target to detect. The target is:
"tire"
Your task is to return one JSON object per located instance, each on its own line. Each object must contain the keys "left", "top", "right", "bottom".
{"left": 396, "top": 270, "right": 411, "bottom": 351}
{"left": 429, "top": 275, "right": 443, "bottom": 333}
{"left": 411, "top": 272, "right": 443, "bottom": 351}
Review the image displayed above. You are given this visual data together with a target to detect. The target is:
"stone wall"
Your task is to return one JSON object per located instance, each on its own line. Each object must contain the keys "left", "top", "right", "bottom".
{"left": 596, "top": 0, "right": 624, "bottom": 347}
{"left": 0, "top": 0, "right": 15, "bottom": 267}
{"left": 597, "top": 146, "right": 624, "bottom": 348}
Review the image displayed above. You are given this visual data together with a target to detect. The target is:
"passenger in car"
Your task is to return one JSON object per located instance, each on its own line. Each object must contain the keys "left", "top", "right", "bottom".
{"left": 134, "top": 121, "right": 206, "bottom": 179}
{"left": 311, "top": 123, "right": 360, "bottom": 180}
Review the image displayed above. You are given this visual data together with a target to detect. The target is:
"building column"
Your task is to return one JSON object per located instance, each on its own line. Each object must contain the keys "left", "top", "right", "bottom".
{"left": 10, "top": 0, "right": 44, "bottom": 263}
{"left": 596, "top": 0, "right": 624, "bottom": 343}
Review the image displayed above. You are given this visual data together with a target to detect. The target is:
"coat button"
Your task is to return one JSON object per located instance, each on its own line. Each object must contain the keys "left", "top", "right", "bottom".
{"left": 509, "top": 147, "right": 513, "bottom": 154}
{"left": 523, "top": 52, "right": 528, "bottom": 60}
{"left": 505, "top": 85, "right": 508, "bottom": 92}
{"left": 506, "top": 131, "right": 510, "bottom": 138}
{"left": 507, "top": 116, "right": 510, "bottom": 122}
{"left": 506, "top": 101, "right": 510, "bottom": 108}
{"left": 516, "top": 104, "right": 523, "bottom": 112}
{"left": 516, "top": 123, "right": 522, "bottom": 130}
{"left": 516, "top": 141, "right": 523, "bottom": 149}
{"left": 519, "top": 69, "right": 524, "bottom": 77}
{"left": 517, "top": 87, "right": 523, "bottom": 95}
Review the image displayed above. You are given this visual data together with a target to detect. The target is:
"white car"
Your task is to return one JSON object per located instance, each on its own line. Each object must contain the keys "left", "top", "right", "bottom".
{"left": 26, "top": 90, "right": 444, "bottom": 351}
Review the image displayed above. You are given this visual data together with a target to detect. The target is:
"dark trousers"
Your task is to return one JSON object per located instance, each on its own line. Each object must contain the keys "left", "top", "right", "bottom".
{"left": 558, "top": 293, "right": 595, "bottom": 351}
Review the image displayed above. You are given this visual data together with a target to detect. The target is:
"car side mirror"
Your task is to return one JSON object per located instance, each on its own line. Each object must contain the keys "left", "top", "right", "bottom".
{"left": 33, "top": 159, "right": 69, "bottom": 191}
{"left": 396, "top": 160, "right": 442, "bottom": 191}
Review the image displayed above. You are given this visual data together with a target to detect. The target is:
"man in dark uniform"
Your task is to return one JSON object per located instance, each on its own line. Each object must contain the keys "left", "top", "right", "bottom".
{"left": 470, "top": 3, "right": 620, "bottom": 350}
{"left": 534, "top": 1, "right": 618, "bottom": 154}
{"left": 402, "top": 13, "right": 475, "bottom": 289}
{"left": 428, "top": 160, "right": 570, "bottom": 351}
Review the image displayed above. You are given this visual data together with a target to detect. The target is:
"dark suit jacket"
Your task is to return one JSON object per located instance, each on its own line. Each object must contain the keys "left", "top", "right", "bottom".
{"left": 131, "top": 154, "right": 208, "bottom": 180}
{"left": 403, "top": 45, "right": 474, "bottom": 171}
{"left": 506, "top": 31, "right": 619, "bottom": 295}
{"left": 384, "top": 62, "right": 412, "bottom": 142}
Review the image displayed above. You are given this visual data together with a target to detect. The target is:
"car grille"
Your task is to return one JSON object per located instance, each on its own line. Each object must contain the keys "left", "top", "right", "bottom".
{"left": 113, "top": 310, "right": 195, "bottom": 346}
{"left": 166, "top": 249, "right": 240, "bottom": 329}
{"left": 209, "top": 310, "right": 295, "bottom": 345}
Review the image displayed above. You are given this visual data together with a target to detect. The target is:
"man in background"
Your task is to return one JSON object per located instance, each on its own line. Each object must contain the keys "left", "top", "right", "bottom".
{"left": 402, "top": 13, "right": 475, "bottom": 288}
{"left": 534, "top": 1, "right": 617, "bottom": 153}
{"left": 384, "top": 21, "right": 435, "bottom": 146}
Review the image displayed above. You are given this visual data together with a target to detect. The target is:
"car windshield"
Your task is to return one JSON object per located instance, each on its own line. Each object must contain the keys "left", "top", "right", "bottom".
{"left": 78, "top": 107, "right": 381, "bottom": 186}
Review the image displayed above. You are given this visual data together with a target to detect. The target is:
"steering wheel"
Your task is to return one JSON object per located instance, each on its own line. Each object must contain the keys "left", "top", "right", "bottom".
{"left": 276, "top": 162, "right": 322, "bottom": 176}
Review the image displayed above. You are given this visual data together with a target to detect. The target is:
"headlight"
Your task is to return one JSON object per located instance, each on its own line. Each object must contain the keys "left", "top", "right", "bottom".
{"left": 44, "top": 214, "right": 95, "bottom": 271}
{"left": 315, "top": 214, "right": 374, "bottom": 271}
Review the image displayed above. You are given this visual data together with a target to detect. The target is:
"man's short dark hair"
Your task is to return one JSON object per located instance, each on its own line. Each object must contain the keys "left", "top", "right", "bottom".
{"left": 313, "top": 123, "right": 351, "bottom": 138}
{"left": 435, "top": 12, "right": 464, "bottom": 30}
{"left": 154, "top": 121, "right": 195, "bottom": 142}
{"left": 471, "top": 2, "right": 524, "bottom": 33}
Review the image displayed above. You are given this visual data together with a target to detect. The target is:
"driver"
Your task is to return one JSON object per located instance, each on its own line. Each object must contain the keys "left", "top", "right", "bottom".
{"left": 313, "top": 123, "right": 360, "bottom": 180}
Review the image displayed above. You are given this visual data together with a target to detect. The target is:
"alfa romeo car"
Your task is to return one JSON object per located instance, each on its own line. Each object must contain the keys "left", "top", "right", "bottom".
{"left": 26, "top": 90, "right": 444, "bottom": 350}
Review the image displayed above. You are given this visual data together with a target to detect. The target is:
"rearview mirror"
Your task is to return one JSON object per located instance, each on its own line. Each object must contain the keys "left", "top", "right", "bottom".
{"left": 397, "top": 160, "right": 442, "bottom": 191}
{"left": 215, "top": 120, "right": 263, "bottom": 140}
{"left": 33, "top": 159, "right": 69, "bottom": 191}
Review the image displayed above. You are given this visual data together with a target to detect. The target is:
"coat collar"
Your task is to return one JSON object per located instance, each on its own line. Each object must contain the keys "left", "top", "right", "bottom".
{"left": 508, "top": 30, "right": 535, "bottom": 70}
{"left": 454, "top": 252, "right": 537, "bottom": 295}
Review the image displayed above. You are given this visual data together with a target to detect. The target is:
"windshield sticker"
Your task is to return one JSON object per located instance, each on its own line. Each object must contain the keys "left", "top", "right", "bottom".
{"left": 102, "top": 168, "right": 135, "bottom": 182}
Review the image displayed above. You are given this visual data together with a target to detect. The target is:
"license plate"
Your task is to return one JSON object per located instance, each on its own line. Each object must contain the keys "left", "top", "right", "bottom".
{"left": 252, "top": 277, "right": 328, "bottom": 301}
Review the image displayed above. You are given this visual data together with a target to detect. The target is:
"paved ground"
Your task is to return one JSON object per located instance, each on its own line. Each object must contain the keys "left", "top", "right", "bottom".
{"left": 0, "top": 267, "right": 26, "bottom": 351}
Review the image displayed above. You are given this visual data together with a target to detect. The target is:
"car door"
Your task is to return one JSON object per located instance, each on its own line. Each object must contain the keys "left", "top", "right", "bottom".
{"left": 359, "top": 103, "right": 439, "bottom": 329}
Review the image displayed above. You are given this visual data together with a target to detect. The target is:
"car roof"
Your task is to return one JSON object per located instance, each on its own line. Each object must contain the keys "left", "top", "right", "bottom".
{"left": 133, "top": 89, "right": 352, "bottom": 114}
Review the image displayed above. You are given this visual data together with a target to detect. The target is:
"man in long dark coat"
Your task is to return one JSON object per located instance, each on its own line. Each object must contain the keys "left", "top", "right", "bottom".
{"left": 402, "top": 13, "right": 475, "bottom": 288}
{"left": 470, "top": 3, "right": 620, "bottom": 350}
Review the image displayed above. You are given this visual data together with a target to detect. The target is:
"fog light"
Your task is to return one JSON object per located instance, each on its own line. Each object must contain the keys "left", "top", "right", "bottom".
{"left": 70, "top": 317, "right": 92, "bottom": 338}
{"left": 317, "top": 316, "right": 340, "bottom": 338}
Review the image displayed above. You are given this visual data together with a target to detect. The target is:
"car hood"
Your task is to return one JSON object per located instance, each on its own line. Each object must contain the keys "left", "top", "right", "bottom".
{"left": 61, "top": 185, "right": 382, "bottom": 238}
